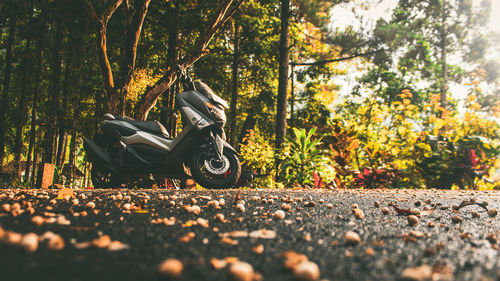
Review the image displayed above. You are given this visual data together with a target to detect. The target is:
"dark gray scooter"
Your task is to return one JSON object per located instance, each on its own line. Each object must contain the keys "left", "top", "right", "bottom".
{"left": 84, "top": 73, "right": 241, "bottom": 189}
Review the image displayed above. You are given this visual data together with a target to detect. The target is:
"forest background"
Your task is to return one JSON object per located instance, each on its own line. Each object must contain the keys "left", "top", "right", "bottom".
{"left": 0, "top": 0, "right": 498, "bottom": 190}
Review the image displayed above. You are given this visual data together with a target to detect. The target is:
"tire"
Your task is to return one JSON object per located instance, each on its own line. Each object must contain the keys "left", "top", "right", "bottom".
{"left": 189, "top": 149, "right": 241, "bottom": 189}
{"left": 91, "top": 166, "right": 121, "bottom": 189}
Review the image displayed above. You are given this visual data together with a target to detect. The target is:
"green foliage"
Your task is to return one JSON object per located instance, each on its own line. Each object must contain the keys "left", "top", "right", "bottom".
{"left": 238, "top": 130, "right": 275, "bottom": 187}
{"left": 280, "top": 127, "right": 334, "bottom": 188}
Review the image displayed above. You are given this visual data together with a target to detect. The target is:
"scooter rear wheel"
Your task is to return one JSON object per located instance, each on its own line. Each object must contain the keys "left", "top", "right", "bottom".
{"left": 189, "top": 149, "right": 241, "bottom": 189}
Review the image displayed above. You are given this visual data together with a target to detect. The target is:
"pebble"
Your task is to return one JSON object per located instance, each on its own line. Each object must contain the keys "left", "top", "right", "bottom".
{"left": 381, "top": 207, "right": 390, "bottom": 215}
{"left": 408, "top": 215, "right": 419, "bottom": 226}
{"left": 451, "top": 216, "right": 463, "bottom": 223}
{"left": 273, "top": 210, "right": 286, "bottom": 220}
{"left": 294, "top": 261, "right": 320, "bottom": 281}
{"left": 353, "top": 208, "right": 365, "bottom": 219}
{"left": 158, "top": 258, "right": 183, "bottom": 277}
{"left": 85, "top": 202, "right": 95, "bottom": 209}
{"left": 344, "top": 231, "right": 361, "bottom": 245}
{"left": 228, "top": 261, "right": 255, "bottom": 281}
{"left": 46, "top": 234, "right": 65, "bottom": 250}
{"left": 472, "top": 211, "right": 480, "bottom": 218}
{"left": 281, "top": 203, "right": 291, "bottom": 211}
{"left": 236, "top": 203, "right": 246, "bottom": 213}
{"left": 123, "top": 203, "right": 131, "bottom": 211}
{"left": 31, "top": 216, "right": 45, "bottom": 226}
{"left": 20, "top": 233, "right": 39, "bottom": 252}
{"left": 487, "top": 208, "right": 497, "bottom": 217}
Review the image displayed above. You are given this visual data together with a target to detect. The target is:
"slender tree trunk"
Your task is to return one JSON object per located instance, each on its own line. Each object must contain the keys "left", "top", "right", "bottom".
{"left": 68, "top": 109, "right": 78, "bottom": 183}
{"left": 439, "top": 0, "right": 448, "bottom": 110}
{"left": 275, "top": 0, "right": 290, "bottom": 172}
{"left": 13, "top": 37, "right": 32, "bottom": 180}
{"left": 229, "top": 20, "right": 240, "bottom": 145}
{"left": 31, "top": 145, "right": 39, "bottom": 184}
{"left": 161, "top": 0, "right": 180, "bottom": 128}
{"left": 0, "top": 15, "right": 17, "bottom": 170}
{"left": 43, "top": 1, "right": 65, "bottom": 164}
{"left": 56, "top": 54, "right": 72, "bottom": 167}
{"left": 25, "top": 44, "right": 44, "bottom": 183}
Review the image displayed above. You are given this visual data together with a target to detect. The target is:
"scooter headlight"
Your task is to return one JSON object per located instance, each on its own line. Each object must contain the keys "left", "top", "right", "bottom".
{"left": 206, "top": 102, "right": 226, "bottom": 124}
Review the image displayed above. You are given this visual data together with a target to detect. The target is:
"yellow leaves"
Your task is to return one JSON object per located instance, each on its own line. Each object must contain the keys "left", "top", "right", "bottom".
{"left": 434, "top": 118, "right": 445, "bottom": 130}
{"left": 397, "top": 126, "right": 406, "bottom": 135}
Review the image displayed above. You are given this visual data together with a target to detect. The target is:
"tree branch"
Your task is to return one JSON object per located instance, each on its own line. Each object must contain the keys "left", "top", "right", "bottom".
{"left": 290, "top": 49, "right": 383, "bottom": 66}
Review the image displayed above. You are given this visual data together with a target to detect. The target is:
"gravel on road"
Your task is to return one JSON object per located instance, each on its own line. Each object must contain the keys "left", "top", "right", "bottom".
{"left": 0, "top": 188, "right": 499, "bottom": 281}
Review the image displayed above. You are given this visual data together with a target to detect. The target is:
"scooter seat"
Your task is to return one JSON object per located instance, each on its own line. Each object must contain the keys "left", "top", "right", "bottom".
{"left": 109, "top": 114, "right": 170, "bottom": 138}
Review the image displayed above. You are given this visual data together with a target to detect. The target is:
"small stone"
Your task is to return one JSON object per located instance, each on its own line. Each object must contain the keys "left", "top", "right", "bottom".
{"left": 185, "top": 205, "right": 201, "bottom": 215}
{"left": 207, "top": 200, "right": 219, "bottom": 208}
{"left": 158, "top": 258, "right": 183, "bottom": 277}
{"left": 72, "top": 199, "right": 79, "bottom": 206}
{"left": 252, "top": 244, "right": 264, "bottom": 254}
{"left": 408, "top": 215, "right": 419, "bottom": 226}
{"left": 31, "top": 216, "right": 45, "bottom": 226}
{"left": 236, "top": 203, "right": 246, "bottom": 213}
{"left": 2, "top": 204, "right": 11, "bottom": 212}
{"left": 85, "top": 202, "right": 95, "bottom": 209}
{"left": 472, "top": 211, "right": 480, "bottom": 218}
{"left": 344, "top": 231, "right": 361, "bottom": 245}
{"left": 451, "top": 215, "right": 463, "bottom": 223}
{"left": 485, "top": 233, "right": 497, "bottom": 244}
{"left": 20, "top": 233, "right": 39, "bottom": 252}
{"left": 427, "top": 221, "right": 435, "bottom": 227}
{"left": 5, "top": 231, "right": 22, "bottom": 245}
{"left": 46, "top": 234, "right": 65, "bottom": 250}
{"left": 229, "top": 261, "right": 255, "bottom": 281}
{"left": 374, "top": 201, "right": 380, "bottom": 208}
{"left": 293, "top": 261, "right": 320, "bottom": 281}
{"left": 123, "top": 203, "right": 131, "bottom": 211}
{"left": 273, "top": 210, "right": 286, "bottom": 220}
{"left": 402, "top": 264, "right": 432, "bottom": 280}
{"left": 365, "top": 247, "right": 375, "bottom": 256}
{"left": 487, "top": 208, "right": 498, "bottom": 217}
{"left": 281, "top": 203, "right": 291, "bottom": 211}
{"left": 326, "top": 204, "right": 334, "bottom": 209}
{"left": 409, "top": 208, "right": 420, "bottom": 216}
{"left": 381, "top": 207, "right": 390, "bottom": 215}
{"left": 353, "top": 208, "right": 365, "bottom": 219}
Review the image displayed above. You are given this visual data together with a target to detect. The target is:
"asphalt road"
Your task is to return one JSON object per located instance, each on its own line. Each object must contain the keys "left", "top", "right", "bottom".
{"left": 0, "top": 188, "right": 499, "bottom": 281}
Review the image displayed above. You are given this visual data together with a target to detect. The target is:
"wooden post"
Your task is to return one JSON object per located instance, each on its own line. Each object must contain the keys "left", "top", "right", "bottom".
{"left": 40, "top": 163, "right": 54, "bottom": 189}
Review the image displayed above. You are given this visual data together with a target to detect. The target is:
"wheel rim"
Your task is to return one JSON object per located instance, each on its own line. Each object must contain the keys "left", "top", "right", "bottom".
{"left": 195, "top": 154, "right": 234, "bottom": 182}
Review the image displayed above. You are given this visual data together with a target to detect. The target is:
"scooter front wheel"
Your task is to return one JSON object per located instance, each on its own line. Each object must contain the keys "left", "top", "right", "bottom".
{"left": 90, "top": 166, "right": 122, "bottom": 189}
{"left": 188, "top": 149, "right": 241, "bottom": 189}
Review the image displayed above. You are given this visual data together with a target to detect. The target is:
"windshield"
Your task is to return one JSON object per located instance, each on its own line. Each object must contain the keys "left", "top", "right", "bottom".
{"left": 194, "top": 81, "right": 229, "bottom": 109}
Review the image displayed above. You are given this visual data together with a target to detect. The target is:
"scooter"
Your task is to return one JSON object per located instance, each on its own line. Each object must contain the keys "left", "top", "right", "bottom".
{"left": 83, "top": 70, "right": 241, "bottom": 189}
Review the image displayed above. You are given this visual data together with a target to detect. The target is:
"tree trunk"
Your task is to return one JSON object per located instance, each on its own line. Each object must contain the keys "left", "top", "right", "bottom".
{"left": 0, "top": 14, "right": 17, "bottom": 170}
{"left": 161, "top": 0, "right": 180, "bottom": 128}
{"left": 13, "top": 35, "right": 32, "bottom": 180}
{"left": 56, "top": 52, "right": 72, "bottom": 167}
{"left": 42, "top": 1, "right": 65, "bottom": 164}
{"left": 439, "top": 0, "right": 448, "bottom": 110}
{"left": 25, "top": 39, "right": 44, "bottom": 183}
{"left": 113, "top": 0, "right": 151, "bottom": 115}
{"left": 229, "top": 20, "right": 240, "bottom": 145}
{"left": 68, "top": 109, "right": 78, "bottom": 183}
{"left": 134, "top": 0, "right": 243, "bottom": 121}
{"left": 275, "top": 0, "right": 290, "bottom": 169}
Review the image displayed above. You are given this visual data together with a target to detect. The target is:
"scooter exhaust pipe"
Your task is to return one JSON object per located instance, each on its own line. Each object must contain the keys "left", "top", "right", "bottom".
{"left": 83, "top": 139, "right": 115, "bottom": 171}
